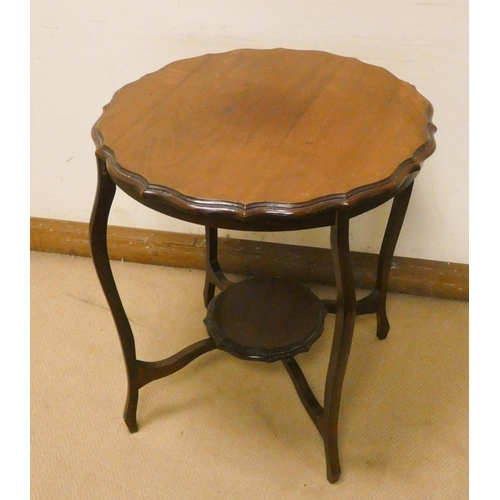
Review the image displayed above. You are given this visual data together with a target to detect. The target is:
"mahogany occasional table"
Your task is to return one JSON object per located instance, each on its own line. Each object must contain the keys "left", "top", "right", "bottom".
{"left": 90, "top": 48, "right": 436, "bottom": 483}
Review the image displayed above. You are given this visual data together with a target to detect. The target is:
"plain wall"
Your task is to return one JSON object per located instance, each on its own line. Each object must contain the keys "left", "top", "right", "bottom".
{"left": 31, "top": 0, "right": 468, "bottom": 264}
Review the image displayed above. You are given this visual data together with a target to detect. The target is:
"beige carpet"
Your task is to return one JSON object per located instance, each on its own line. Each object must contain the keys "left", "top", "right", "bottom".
{"left": 31, "top": 251, "right": 468, "bottom": 499}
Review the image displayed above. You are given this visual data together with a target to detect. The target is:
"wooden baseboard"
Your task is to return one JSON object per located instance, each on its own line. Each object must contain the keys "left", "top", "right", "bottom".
{"left": 30, "top": 217, "right": 468, "bottom": 301}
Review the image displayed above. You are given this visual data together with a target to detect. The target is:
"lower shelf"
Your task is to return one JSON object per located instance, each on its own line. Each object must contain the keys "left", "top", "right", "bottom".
{"left": 204, "top": 277, "right": 328, "bottom": 362}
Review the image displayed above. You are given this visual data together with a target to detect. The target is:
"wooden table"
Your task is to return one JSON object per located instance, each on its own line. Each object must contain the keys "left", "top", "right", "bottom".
{"left": 90, "top": 48, "right": 436, "bottom": 483}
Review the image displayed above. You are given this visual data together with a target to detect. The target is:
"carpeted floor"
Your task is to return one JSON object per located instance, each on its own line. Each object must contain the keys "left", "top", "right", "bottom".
{"left": 30, "top": 251, "right": 468, "bottom": 499}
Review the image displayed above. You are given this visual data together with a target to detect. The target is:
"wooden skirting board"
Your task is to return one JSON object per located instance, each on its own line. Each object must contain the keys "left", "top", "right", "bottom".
{"left": 30, "top": 217, "right": 468, "bottom": 302}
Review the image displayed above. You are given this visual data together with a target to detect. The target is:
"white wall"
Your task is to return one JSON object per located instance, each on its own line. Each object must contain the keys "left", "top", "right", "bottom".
{"left": 31, "top": 0, "right": 468, "bottom": 264}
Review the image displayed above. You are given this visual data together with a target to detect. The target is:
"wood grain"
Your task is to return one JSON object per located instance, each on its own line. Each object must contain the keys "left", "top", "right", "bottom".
{"left": 93, "top": 48, "right": 436, "bottom": 227}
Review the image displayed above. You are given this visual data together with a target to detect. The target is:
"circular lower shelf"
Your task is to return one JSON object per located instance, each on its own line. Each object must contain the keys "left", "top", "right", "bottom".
{"left": 204, "top": 277, "right": 327, "bottom": 362}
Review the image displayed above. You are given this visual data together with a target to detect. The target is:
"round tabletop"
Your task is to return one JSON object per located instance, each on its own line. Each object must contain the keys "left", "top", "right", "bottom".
{"left": 93, "top": 48, "right": 436, "bottom": 230}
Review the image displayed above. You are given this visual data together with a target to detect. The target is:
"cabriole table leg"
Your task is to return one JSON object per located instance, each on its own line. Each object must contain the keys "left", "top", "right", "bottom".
{"left": 323, "top": 211, "right": 357, "bottom": 483}
{"left": 374, "top": 182, "right": 414, "bottom": 340}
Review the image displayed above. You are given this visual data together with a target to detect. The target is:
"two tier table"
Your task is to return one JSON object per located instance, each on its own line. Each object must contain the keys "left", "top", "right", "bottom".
{"left": 90, "top": 48, "right": 436, "bottom": 483}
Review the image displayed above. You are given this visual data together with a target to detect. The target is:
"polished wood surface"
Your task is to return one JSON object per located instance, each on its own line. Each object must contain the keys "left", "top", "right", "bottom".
{"left": 204, "top": 277, "right": 327, "bottom": 362}
{"left": 90, "top": 49, "right": 437, "bottom": 484}
{"left": 93, "top": 48, "right": 435, "bottom": 226}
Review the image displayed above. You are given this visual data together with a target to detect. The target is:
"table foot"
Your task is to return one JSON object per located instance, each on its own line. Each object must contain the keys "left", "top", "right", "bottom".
{"left": 124, "top": 391, "right": 139, "bottom": 433}
{"left": 376, "top": 312, "right": 390, "bottom": 340}
{"left": 326, "top": 465, "right": 342, "bottom": 484}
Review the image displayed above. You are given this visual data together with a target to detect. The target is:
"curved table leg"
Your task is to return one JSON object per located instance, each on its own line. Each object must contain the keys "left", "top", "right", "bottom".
{"left": 323, "top": 212, "right": 357, "bottom": 483}
{"left": 89, "top": 152, "right": 140, "bottom": 433}
{"left": 374, "top": 182, "right": 414, "bottom": 340}
{"left": 203, "top": 226, "right": 232, "bottom": 307}
{"left": 90, "top": 152, "right": 217, "bottom": 433}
